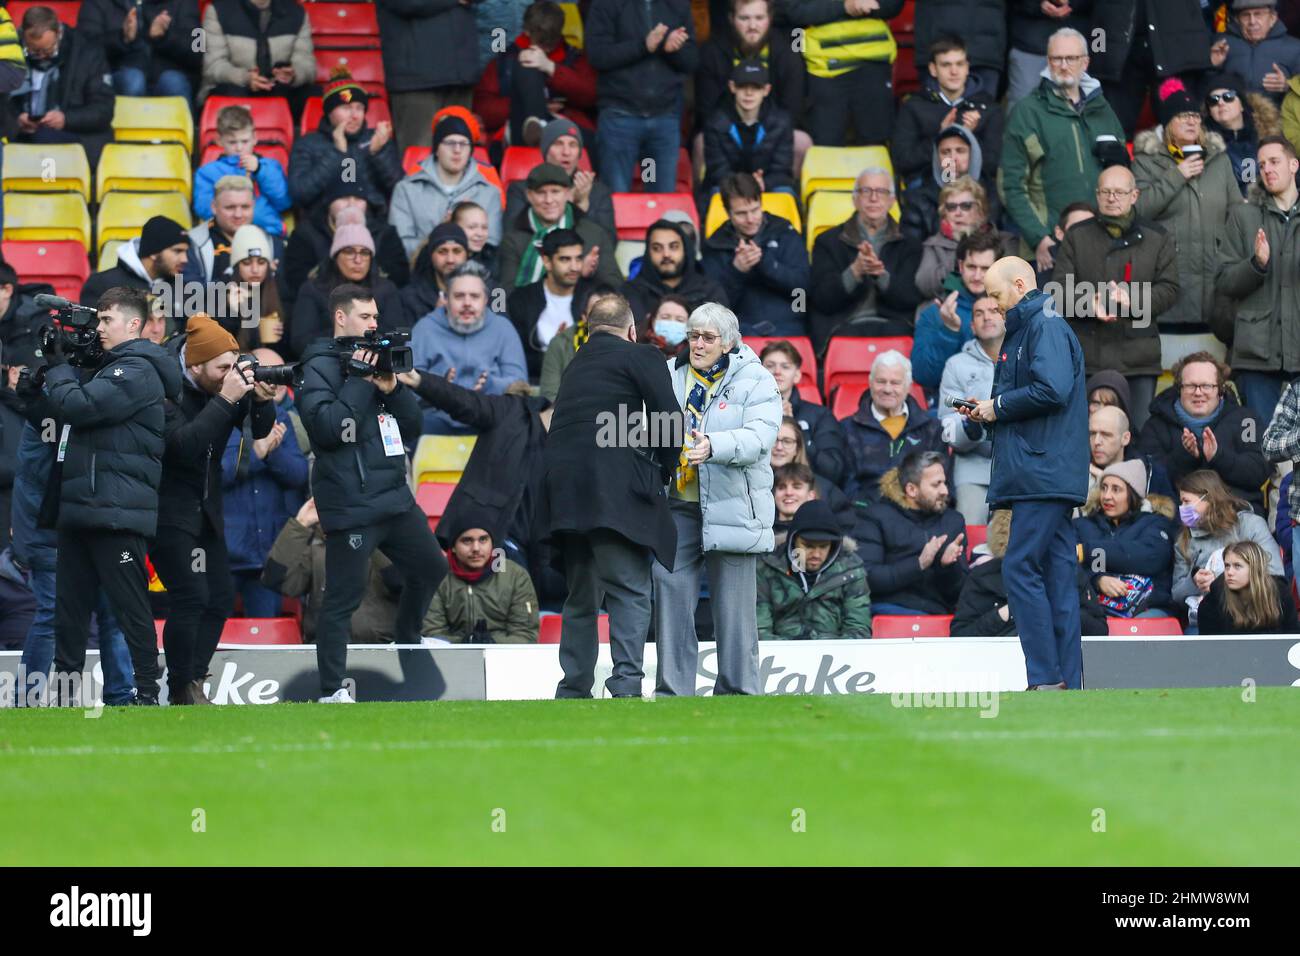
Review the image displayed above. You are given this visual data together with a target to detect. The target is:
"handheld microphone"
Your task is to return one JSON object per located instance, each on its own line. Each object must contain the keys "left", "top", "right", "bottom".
{"left": 945, "top": 395, "right": 978, "bottom": 411}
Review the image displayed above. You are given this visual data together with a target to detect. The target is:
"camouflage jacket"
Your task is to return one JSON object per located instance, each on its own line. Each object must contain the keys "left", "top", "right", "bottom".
{"left": 756, "top": 535, "right": 873, "bottom": 640}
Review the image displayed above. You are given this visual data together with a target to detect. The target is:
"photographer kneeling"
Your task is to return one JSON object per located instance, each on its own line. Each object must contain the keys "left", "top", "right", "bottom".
{"left": 45, "top": 288, "right": 184, "bottom": 705}
{"left": 297, "top": 283, "right": 447, "bottom": 703}
{"left": 153, "top": 314, "right": 277, "bottom": 705}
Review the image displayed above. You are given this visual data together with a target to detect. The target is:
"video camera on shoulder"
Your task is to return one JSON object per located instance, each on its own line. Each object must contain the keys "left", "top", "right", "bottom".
{"left": 34, "top": 293, "right": 104, "bottom": 369}
{"left": 236, "top": 353, "right": 298, "bottom": 388}
{"left": 331, "top": 328, "right": 414, "bottom": 378}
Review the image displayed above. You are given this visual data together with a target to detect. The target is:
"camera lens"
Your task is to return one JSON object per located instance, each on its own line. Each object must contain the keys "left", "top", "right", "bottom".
{"left": 253, "top": 364, "right": 296, "bottom": 387}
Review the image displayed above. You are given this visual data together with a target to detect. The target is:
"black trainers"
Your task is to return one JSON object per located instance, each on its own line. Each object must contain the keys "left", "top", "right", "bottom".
{"left": 131, "top": 694, "right": 160, "bottom": 706}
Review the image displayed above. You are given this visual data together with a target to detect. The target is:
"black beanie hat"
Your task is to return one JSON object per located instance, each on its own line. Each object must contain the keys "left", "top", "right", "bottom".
{"left": 789, "top": 500, "right": 843, "bottom": 544}
{"left": 446, "top": 507, "right": 497, "bottom": 548}
{"left": 1156, "top": 77, "right": 1198, "bottom": 127}
{"left": 432, "top": 115, "right": 473, "bottom": 154}
{"left": 139, "top": 216, "right": 190, "bottom": 258}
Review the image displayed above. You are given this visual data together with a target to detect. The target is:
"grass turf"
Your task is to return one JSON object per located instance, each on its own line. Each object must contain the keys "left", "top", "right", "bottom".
{"left": 1, "top": 688, "right": 1297, "bottom": 866}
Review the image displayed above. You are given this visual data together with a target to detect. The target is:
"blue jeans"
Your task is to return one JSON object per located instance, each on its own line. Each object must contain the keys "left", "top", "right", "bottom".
{"left": 17, "top": 568, "right": 135, "bottom": 706}
{"left": 112, "top": 67, "right": 194, "bottom": 107}
{"left": 233, "top": 570, "right": 283, "bottom": 618}
{"left": 1004, "top": 500, "right": 1082, "bottom": 689}
{"left": 1234, "top": 371, "right": 1290, "bottom": 429}
{"left": 596, "top": 109, "right": 680, "bottom": 194}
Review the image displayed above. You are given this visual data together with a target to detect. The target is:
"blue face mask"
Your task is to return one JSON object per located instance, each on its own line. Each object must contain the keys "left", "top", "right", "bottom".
{"left": 656, "top": 318, "right": 687, "bottom": 346}
{"left": 1179, "top": 504, "right": 1201, "bottom": 528}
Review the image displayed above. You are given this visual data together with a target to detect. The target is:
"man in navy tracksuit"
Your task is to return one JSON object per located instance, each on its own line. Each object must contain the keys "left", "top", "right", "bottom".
{"left": 959, "top": 257, "right": 1089, "bottom": 689}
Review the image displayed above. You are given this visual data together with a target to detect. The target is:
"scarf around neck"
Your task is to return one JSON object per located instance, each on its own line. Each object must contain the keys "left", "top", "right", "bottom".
{"left": 1174, "top": 397, "right": 1223, "bottom": 438}
{"left": 675, "top": 354, "right": 730, "bottom": 492}
{"left": 448, "top": 550, "right": 492, "bottom": 584}
{"left": 514, "top": 205, "right": 575, "bottom": 288}
{"left": 1099, "top": 209, "right": 1135, "bottom": 238}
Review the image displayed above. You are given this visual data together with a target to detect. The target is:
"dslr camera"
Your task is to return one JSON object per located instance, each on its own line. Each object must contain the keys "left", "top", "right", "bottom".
{"left": 331, "top": 328, "right": 414, "bottom": 377}
{"left": 236, "top": 353, "right": 297, "bottom": 388}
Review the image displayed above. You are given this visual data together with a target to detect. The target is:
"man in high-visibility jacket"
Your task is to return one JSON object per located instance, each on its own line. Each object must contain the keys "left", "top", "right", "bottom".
{"left": 785, "top": 0, "right": 903, "bottom": 146}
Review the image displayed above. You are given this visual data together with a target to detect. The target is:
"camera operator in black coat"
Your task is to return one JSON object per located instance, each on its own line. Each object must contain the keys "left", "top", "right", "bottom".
{"left": 295, "top": 283, "right": 447, "bottom": 703}
{"left": 152, "top": 313, "right": 276, "bottom": 705}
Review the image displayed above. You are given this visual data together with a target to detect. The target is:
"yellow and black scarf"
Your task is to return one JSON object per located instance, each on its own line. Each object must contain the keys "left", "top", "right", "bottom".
{"left": 675, "top": 356, "right": 729, "bottom": 492}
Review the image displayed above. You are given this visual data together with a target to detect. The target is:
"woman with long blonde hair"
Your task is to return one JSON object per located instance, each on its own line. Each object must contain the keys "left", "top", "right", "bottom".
{"left": 1196, "top": 541, "right": 1298, "bottom": 635}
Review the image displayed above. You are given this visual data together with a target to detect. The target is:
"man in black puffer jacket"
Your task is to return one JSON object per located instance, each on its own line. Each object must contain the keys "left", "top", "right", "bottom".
{"left": 296, "top": 283, "right": 447, "bottom": 702}
{"left": 46, "top": 287, "right": 184, "bottom": 705}
{"left": 152, "top": 314, "right": 276, "bottom": 705}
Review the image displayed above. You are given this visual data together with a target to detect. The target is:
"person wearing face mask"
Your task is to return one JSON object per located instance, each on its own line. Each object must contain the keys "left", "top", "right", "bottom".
{"left": 10, "top": 7, "right": 116, "bottom": 167}
{"left": 409, "top": 261, "right": 527, "bottom": 435}
{"left": 506, "top": 229, "right": 595, "bottom": 381}
{"left": 642, "top": 294, "right": 691, "bottom": 359}
{"left": 1195, "top": 540, "right": 1299, "bottom": 634}
{"left": 623, "top": 219, "right": 729, "bottom": 338}
{"left": 1172, "top": 469, "right": 1283, "bottom": 632}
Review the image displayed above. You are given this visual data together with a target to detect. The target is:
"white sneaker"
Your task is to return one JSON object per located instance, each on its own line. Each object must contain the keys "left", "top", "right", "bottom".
{"left": 317, "top": 688, "right": 356, "bottom": 704}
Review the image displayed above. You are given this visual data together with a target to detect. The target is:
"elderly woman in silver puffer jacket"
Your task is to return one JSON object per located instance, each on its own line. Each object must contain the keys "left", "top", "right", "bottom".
{"left": 651, "top": 302, "right": 782, "bottom": 698}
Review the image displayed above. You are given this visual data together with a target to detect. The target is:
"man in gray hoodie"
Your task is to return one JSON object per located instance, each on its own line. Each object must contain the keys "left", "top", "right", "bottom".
{"left": 389, "top": 114, "right": 504, "bottom": 258}
{"left": 938, "top": 293, "right": 1003, "bottom": 524}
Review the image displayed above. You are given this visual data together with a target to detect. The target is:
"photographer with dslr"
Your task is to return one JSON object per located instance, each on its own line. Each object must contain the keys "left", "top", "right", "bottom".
{"left": 152, "top": 314, "right": 277, "bottom": 705}
{"left": 297, "top": 284, "right": 447, "bottom": 703}
{"left": 45, "top": 287, "right": 184, "bottom": 706}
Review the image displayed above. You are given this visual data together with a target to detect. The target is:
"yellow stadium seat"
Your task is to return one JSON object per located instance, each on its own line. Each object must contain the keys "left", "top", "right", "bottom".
{"left": 3, "top": 192, "right": 92, "bottom": 248}
{"left": 97, "top": 191, "right": 192, "bottom": 254}
{"left": 1, "top": 143, "right": 91, "bottom": 199}
{"left": 560, "top": 2, "right": 583, "bottom": 48}
{"left": 704, "top": 190, "right": 804, "bottom": 236}
{"left": 111, "top": 96, "right": 194, "bottom": 151}
{"left": 805, "top": 190, "right": 855, "bottom": 254}
{"left": 97, "top": 143, "right": 193, "bottom": 202}
{"left": 800, "top": 145, "right": 893, "bottom": 207}
{"left": 98, "top": 239, "right": 125, "bottom": 271}
{"left": 413, "top": 434, "right": 478, "bottom": 485}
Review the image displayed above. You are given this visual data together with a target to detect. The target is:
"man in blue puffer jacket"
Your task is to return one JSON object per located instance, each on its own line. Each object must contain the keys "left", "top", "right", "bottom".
{"left": 959, "top": 257, "right": 1089, "bottom": 689}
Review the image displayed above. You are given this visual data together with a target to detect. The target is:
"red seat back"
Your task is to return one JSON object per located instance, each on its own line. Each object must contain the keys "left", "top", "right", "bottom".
{"left": 3, "top": 240, "right": 89, "bottom": 300}
{"left": 965, "top": 523, "right": 987, "bottom": 559}
{"left": 743, "top": 335, "right": 821, "bottom": 404}
{"left": 628, "top": 148, "right": 694, "bottom": 194}
{"left": 500, "top": 145, "right": 594, "bottom": 187}
{"left": 823, "top": 336, "right": 914, "bottom": 400}
{"left": 830, "top": 381, "right": 927, "bottom": 419}
{"left": 872, "top": 615, "right": 953, "bottom": 638}
{"left": 314, "top": 49, "right": 387, "bottom": 94}
{"left": 304, "top": 2, "right": 381, "bottom": 48}
{"left": 416, "top": 482, "right": 456, "bottom": 531}
{"left": 538, "top": 614, "right": 610, "bottom": 644}
{"left": 6, "top": 1, "right": 79, "bottom": 26}
{"left": 199, "top": 95, "right": 294, "bottom": 148}
{"left": 218, "top": 618, "right": 303, "bottom": 646}
{"left": 300, "top": 96, "right": 392, "bottom": 138}
{"left": 1106, "top": 617, "right": 1184, "bottom": 636}
{"left": 611, "top": 192, "right": 700, "bottom": 241}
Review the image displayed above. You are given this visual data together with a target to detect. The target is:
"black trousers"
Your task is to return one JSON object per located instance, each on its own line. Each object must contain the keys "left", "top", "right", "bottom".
{"left": 52, "top": 529, "right": 160, "bottom": 701}
{"left": 316, "top": 502, "right": 447, "bottom": 695}
{"left": 807, "top": 61, "right": 895, "bottom": 147}
{"left": 151, "top": 523, "right": 234, "bottom": 693}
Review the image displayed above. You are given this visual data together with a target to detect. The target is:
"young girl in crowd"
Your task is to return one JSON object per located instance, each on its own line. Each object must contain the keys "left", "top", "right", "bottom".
{"left": 1196, "top": 541, "right": 1298, "bottom": 635}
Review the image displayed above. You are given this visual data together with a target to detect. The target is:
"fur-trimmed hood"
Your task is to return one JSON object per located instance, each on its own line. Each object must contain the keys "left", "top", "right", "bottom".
{"left": 1133, "top": 126, "right": 1227, "bottom": 161}
{"left": 878, "top": 466, "right": 917, "bottom": 511}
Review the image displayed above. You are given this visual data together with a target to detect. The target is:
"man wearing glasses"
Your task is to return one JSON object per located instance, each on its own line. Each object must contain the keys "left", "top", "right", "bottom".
{"left": 810, "top": 167, "right": 923, "bottom": 349}
{"left": 1000, "top": 27, "right": 1125, "bottom": 276}
{"left": 1134, "top": 352, "right": 1270, "bottom": 517}
{"left": 1051, "top": 163, "right": 1178, "bottom": 431}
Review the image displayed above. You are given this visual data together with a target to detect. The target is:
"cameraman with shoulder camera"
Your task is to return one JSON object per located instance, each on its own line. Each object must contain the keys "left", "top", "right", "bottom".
{"left": 297, "top": 283, "right": 447, "bottom": 703}
{"left": 45, "top": 287, "right": 184, "bottom": 705}
{"left": 153, "top": 313, "right": 277, "bottom": 705}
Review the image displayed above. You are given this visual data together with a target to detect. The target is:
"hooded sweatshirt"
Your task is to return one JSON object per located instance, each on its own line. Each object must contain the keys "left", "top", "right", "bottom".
{"left": 388, "top": 155, "right": 504, "bottom": 257}
{"left": 410, "top": 306, "right": 528, "bottom": 433}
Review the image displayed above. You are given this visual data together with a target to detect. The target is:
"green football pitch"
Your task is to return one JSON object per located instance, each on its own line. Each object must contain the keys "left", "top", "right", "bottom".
{"left": 2, "top": 688, "right": 1297, "bottom": 866}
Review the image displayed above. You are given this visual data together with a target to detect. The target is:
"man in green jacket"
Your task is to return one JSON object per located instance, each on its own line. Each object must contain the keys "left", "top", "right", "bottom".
{"left": 999, "top": 27, "right": 1126, "bottom": 276}
{"left": 1215, "top": 134, "right": 1300, "bottom": 425}
{"left": 424, "top": 510, "right": 540, "bottom": 644}
{"left": 757, "top": 500, "right": 872, "bottom": 640}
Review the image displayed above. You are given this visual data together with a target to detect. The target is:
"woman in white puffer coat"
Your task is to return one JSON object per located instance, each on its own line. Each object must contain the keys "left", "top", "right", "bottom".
{"left": 652, "top": 302, "right": 782, "bottom": 698}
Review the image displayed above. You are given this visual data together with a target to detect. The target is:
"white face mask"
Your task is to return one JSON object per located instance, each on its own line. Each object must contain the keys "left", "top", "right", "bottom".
{"left": 656, "top": 318, "right": 687, "bottom": 346}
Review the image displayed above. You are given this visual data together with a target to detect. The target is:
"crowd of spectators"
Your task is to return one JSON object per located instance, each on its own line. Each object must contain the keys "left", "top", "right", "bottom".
{"left": 4, "top": 0, "right": 1300, "bottom": 651}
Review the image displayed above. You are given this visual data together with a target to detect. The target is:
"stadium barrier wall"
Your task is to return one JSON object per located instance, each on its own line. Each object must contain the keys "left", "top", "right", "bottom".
{"left": 4, "top": 635, "right": 1298, "bottom": 704}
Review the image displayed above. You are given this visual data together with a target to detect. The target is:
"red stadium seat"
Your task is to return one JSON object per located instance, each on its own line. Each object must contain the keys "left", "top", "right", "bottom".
{"left": 743, "top": 335, "right": 821, "bottom": 405}
{"left": 611, "top": 192, "right": 699, "bottom": 241}
{"left": 823, "top": 336, "right": 914, "bottom": 406}
{"left": 314, "top": 49, "right": 387, "bottom": 95}
{"left": 872, "top": 615, "right": 952, "bottom": 638}
{"left": 3, "top": 240, "right": 89, "bottom": 301}
{"left": 416, "top": 482, "right": 456, "bottom": 531}
{"left": 965, "top": 523, "right": 987, "bottom": 559}
{"left": 829, "top": 381, "right": 926, "bottom": 420}
{"left": 1107, "top": 617, "right": 1184, "bottom": 637}
{"left": 890, "top": 0, "right": 916, "bottom": 35}
{"left": 198, "top": 142, "right": 291, "bottom": 173}
{"left": 218, "top": 618, "right": 303, "bottom": 646}
{"left": 304, "top": 1, "right": 381, "bottom": 49}
{"left": 199, "top": 95, "right": 294, "bottom": 148}
{"left": 402, "top": 145, "right": 430, "bottom": 175}
{"left": 299, "top": 95, "right": 392, "bottom": 137}
{"left": 538, "top": 614, "right": 610, "bottom": 644}
{"left": 6, "top": 1, "right": 80, "bottom": 26}
{"left": 499, "top": 145, "right": 595, "bottom": 187}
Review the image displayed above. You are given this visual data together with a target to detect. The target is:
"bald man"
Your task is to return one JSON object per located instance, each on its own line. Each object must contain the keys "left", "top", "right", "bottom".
{"left": 959, "top": 256, "right": 1090, "bottom": 689}
{"left": 1049, "top": 164, "right": 1179, "bottom": 432}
